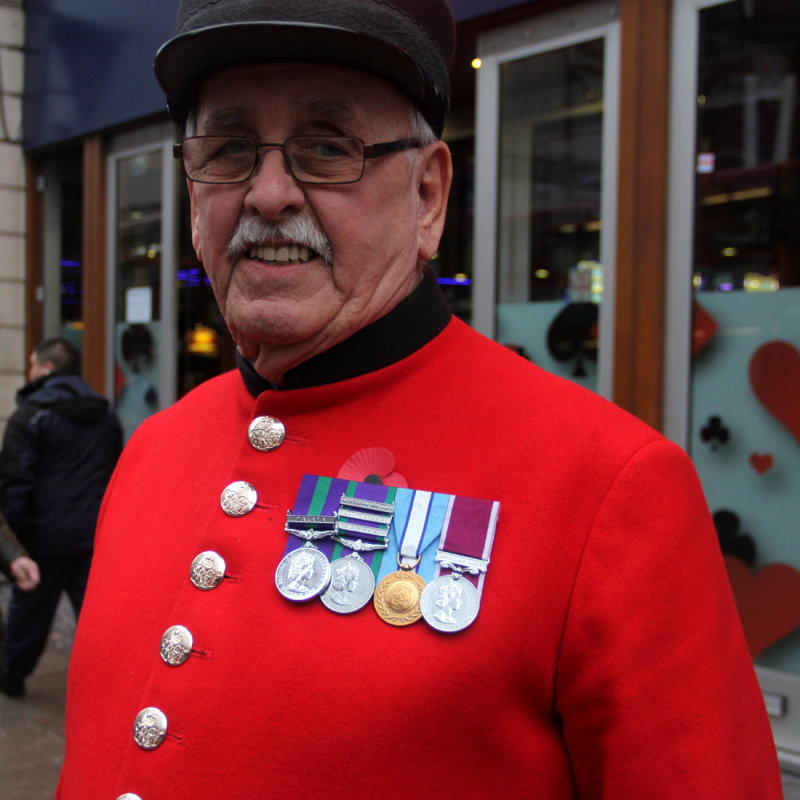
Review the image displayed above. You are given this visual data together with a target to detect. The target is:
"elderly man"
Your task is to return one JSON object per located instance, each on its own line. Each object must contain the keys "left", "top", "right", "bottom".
{"left": 58, "top": 1, "right": 782, "bottom": 798}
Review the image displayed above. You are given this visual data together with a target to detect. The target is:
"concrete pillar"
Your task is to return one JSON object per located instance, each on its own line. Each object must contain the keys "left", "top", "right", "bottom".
{"left": 0, "top": 0, "right": 25, "bottom": 437}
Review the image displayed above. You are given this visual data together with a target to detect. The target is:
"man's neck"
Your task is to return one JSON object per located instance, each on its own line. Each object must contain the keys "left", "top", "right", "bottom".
{"left": 238, "top": 269, "right": 452, "bottom": 396}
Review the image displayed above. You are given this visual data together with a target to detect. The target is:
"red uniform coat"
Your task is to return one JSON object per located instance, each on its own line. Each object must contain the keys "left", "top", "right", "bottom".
{"left": 58, "top": 317, "right": 781, "bottom": 799}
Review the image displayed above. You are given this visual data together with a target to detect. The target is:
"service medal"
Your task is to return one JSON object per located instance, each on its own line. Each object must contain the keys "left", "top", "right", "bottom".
{"left": 275, "top": 544, "right": 331, "bottom": 602}
{"left": 320, "top": 554, "right": 376, "bottom": 614}
{"left": 420, "top": 575, "right": 480, "bottom": 633}
{"left": 373, "top": 569, "right": 426, "bottom": 626}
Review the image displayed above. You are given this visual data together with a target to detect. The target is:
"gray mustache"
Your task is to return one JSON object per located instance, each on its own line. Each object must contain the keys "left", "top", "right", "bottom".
{"left": 227, "top": 214, "right": 333, "bottom": 264}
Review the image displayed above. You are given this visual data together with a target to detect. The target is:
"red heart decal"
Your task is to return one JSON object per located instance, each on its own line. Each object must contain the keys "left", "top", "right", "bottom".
{"left": 725, "top": 555, "right": 800, "bottom": 658}
{"left": 692, "top": 300, "right": 717, "bottom": 356}
{"left": 749, "top": 341, "right": 800, "bottom": 446}
{"left": 748, "top": 453, "right": 774, "bottom": 474}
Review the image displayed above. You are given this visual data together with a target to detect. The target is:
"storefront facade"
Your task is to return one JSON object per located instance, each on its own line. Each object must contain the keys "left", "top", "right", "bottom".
{"left": 21, "top": 0, "right": 800, "bottom": 763}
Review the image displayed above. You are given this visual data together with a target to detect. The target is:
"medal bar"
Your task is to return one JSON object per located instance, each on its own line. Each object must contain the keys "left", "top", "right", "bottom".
{"left": 434, "top": 551, "right": 489, "bottom": 575}
{"left": 336, "top": 520, "right": 391, "bottom": 539}
{"left": 338, "top": 508, "right": 393, "bottom": 525}
{"left": 338, "top": 495, "right": 395, "bottom": 515}
{"left": 284, "top": 512, "right": 338, "bottom": 543}
{"left": 285, "top": 514, "right": 337, "bottom": 528}
{"left": 284, "top": 513, "right": 338, "bottom": 540}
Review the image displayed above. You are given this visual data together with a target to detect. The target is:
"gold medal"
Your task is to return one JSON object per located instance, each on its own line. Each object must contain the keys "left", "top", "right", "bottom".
{"left": 373, "top": 569, "right": 426, "bottom": 626}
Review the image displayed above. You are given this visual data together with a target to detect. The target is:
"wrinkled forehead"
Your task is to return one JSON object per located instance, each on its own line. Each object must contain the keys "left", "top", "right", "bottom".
{"left": 190, "top": 62, "right": 411, "bottom": 135}
{"left": 194, "top": 95, "right": 358, "bottom": 133}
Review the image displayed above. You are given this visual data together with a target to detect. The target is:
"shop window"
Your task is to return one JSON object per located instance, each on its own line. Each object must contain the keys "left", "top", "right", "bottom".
{"left": 39, "top": 152, "right": 84, "bottom": 354}
{"left": 473, "top": 5, "right": 619, "bottom": 397}
{"left": 671, "top": 0, "right": 800, "bottom": 754}
{"left": 113, "top": 149, "right": 163, "bottom": 440}
{"left": 436, "top": 133, "right": 474, "bottom": 322}
{"left": 110, "top": 134, "right": 235, "bottom": 441}
{"left": 175, "top": 177, "right": 235, "bottom": 398}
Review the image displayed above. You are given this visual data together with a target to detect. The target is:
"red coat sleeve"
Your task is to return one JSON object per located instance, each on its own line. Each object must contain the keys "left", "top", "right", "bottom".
{"left": 555, "top": 439, "right": 781, "bottom": 798}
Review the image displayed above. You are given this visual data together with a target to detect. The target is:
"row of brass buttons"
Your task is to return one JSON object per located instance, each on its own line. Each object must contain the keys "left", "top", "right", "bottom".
{"left": 121, "top": 416, "right": 285, "bottom": 798}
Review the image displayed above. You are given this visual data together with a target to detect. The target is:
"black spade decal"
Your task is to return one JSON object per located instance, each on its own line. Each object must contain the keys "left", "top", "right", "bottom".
{"left": 713, "top": 509, "right": 755, "bottom": 567}
{"left": 546, "top": 302, "right": 599, "bottom": 378}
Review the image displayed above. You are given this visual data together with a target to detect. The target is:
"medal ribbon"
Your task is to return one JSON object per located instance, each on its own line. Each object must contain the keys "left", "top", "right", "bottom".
{"left": 286, "top": 478, "right": 493, "bottom": 589}
{"left": 376, "top": 489, "right": 449, "bottom": 583}
{"left": 284, "top": 475, "right": 396, "bottom": 576}
{"left": 433, "top": 496, "right": 500, "bottom": 598}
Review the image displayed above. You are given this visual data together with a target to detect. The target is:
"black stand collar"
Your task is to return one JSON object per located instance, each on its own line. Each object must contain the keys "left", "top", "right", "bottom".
{"left": 238, "top": 269, "right": 451, "bottom": 397}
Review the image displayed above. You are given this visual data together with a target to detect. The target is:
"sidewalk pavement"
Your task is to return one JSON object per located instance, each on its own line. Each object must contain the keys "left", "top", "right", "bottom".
{"left": 2, "top": 582, "right": 800, "bottom": 800}
{"left": 0, "top": 584, "right": 73, "bottom": 800}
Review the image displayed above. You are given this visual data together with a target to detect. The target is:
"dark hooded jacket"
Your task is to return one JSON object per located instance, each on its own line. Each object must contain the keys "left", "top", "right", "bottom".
{"left": 0, "top": 371, "right": 123, "bottom": 558}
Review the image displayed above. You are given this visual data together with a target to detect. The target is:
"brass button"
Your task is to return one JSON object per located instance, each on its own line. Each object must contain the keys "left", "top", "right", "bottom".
{"left": 190, "top": 550, "right": 226, "bottom": 590}
{"left": 160, "top": 625, "right": 193, "bottom": 666}
{"left": 133, "top": 707, "right": 167, "bottom": 750}
{"left": 220, "top": 480, "right": 257, "bottom": 516}
{"left": 248, "top": 415, "right": 286, "bottom": 451}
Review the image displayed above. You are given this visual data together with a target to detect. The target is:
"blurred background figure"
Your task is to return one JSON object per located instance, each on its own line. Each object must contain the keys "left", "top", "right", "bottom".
{"left": 0, "top": 338, "right": 122, "bottom": 697}
{"left": 0, "top": 510, "right": 40, "bottom": 685}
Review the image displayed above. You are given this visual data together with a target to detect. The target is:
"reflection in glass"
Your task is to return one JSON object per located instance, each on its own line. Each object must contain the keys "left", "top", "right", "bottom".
{"left": 59, "top": 179, "right": 84, "bottom": 353}
{"left": 495, "top": 39, "right": 605, "bottom": 386}
{"left": 175, "top": 177, "right": 235, "bottom": 398}
{"left": 688, "top": 0, "right": 800, "bottom": 673}
{"left": 114, "top": 151, "right": 162, "bottom": 441}
{"left": 436, "top": 136, "right": 474, "bottom": 322}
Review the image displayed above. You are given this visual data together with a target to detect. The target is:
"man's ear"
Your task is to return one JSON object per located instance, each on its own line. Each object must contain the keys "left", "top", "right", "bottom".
{"left": 188, "top": 180, "right": 203, "bottom": 263}
{"left": 416, "top": 140, "right": 453, "bottom": 261}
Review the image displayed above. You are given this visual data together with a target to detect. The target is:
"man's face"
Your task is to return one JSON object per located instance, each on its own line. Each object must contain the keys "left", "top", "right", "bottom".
{"left": 188, "top": 63, "right": 451, "bottom": 382}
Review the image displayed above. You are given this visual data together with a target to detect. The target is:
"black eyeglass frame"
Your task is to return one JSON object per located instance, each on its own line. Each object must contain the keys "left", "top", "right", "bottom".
{"left": 173, "top": 135, "right": 423, "bottom": 185}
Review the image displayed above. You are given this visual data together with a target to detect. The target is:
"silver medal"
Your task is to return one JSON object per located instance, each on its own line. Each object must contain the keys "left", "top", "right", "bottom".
{"left": 275, "top": 545, "right": 331, "bottom": 602}
{"left": 420, "top": 574, "right": 480, "bottom": 633}
{"left": 320, "top": 554, "right": 376, "bottom": 614}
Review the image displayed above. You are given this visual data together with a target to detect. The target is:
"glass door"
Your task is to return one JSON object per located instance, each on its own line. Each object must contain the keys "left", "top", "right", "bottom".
{"left": 107, "top": 129, "right": 237, "bottom": 442}
{"left": 667, "top": 0, "right": 800, "bottom": 763}
{"left": 473, "top": 3, "right": 619, "bottom": 397}
{"left": 107, "top": 141, "right": 176, "bottom": 441}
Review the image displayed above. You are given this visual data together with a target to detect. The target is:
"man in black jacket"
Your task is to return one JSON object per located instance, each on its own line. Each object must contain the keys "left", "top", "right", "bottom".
{"left": 0, "top": 338, "right": 122, "bottom": 697}
{"left": 0, "top": 511, "right": 39, "bottom": 684}
{"left": 0, "top": 511, "right": 38, "bottom": 589}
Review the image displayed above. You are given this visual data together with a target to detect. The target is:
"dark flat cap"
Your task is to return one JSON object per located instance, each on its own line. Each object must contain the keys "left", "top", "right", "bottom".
{"left": 154, "top": 0, "right": 455, "bottom": 137}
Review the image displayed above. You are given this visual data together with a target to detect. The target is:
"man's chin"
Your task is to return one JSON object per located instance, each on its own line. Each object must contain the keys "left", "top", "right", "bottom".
{"left": 231, "top": 318, "right": 327, "bottom": 360}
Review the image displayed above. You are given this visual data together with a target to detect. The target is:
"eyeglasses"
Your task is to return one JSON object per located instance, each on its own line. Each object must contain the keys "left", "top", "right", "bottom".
{"left": 174, "top": 135, "right": 422, "bottom": 185}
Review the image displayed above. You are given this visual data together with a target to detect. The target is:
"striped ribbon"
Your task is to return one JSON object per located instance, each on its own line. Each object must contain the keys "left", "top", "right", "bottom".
{"left": 284, "top": 475, "right": 498, "bottom": 591}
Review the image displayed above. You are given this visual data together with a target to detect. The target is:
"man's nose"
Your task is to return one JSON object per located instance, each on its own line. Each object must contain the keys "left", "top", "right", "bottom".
{"left": 254, "top": 143, "right": 292, "bottom": 175}
{"left": 244, "top": 146, "right": 306, "bottom": 219}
